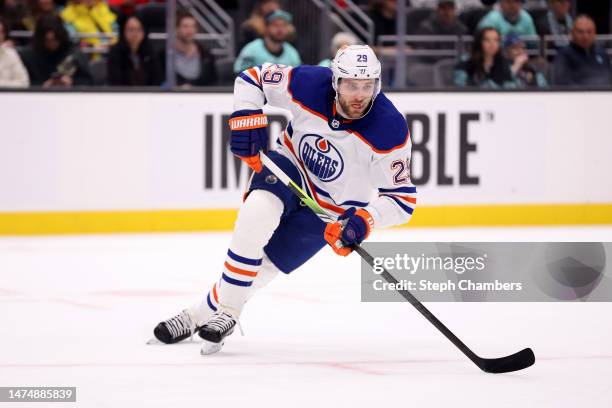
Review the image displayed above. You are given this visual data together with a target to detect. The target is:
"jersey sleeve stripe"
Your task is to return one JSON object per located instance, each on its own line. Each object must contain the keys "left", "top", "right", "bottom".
{"left": 313, "top": 184, "right": 369, "bottom": 207}
{"left": 380, "top": 193, "right": 417, "bottom": 204}
{"left": 238, "top": 72, "right": 263, "bottom": 91}
{"left": 247, "top": 67, "right": 261, "bottom": 85}
{"left": 381, "top": 194, "right": 415, "bottom": 215}
{"left": 379, "top": 186, "right": 417, "bottom": 194}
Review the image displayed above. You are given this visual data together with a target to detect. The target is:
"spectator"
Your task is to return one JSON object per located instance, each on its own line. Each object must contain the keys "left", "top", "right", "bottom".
{"left": 0, "top": 17, "right": 30, "bottom": 87}
{"left": 240, "top": 0, "right": 295, "bottom": 48}
{"left": 60, "top": 0, "right": 117, "bottom": 49}
{"left": 22, "top": 0, "right": 58, "bottom": 31}
{"left": 0, "top": 0, "right": 27, "bottom": 36}
{"left": 20, "top": 14, "right": 93, "bottom": 86}
{"left": 416, "top": 0, "right": 468, "bottom": 36}
{"left": 107, "top": 15, "right": 161, "bottom": 86}
{"left": 552, "top": 15, "right": 611, "bottom": 86}
{"left": 454, "top": 26, "right": 517, "bottom": 88}
{"left": 477, "top": 0, "right": 537, "bottom": 38}
{"left": 160, "top": 13, "right": 216, "bottom": 87}
{"left": 535, "top": 0, "right": 572, "bottom": 48}
{"left": 369, "top": 0, "right": 401, "bottom": 40}
{"left": 318, "top": 31, "right": 358, "bottom": 67}
{"left": 234, "top": 10, "right": 301, "bottom": 73}
{"left": 503, "top": 32, "right": 547, "bottom": 87}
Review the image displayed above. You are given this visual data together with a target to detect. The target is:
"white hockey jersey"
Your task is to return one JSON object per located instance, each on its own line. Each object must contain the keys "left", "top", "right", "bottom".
{"left": 234, "top": 63, "right": 416, "bottom": 228}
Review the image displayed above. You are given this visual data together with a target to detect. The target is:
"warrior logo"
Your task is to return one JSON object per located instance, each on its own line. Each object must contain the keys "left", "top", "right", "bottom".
{"left": 298, "top": 134, "right": 344, "bottom": 182}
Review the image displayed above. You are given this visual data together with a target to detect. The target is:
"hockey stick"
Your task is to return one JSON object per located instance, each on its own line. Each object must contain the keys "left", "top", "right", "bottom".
{"left": 259, "top": 152, "right": 535, "bottom": 373}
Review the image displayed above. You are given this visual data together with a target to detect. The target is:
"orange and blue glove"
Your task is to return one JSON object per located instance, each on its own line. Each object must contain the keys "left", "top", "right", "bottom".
{"left": 228, "top": 109, "right": 268, "bottom": 173}
{"left": 324, "top": 207, "right": 374, "bottom": 256}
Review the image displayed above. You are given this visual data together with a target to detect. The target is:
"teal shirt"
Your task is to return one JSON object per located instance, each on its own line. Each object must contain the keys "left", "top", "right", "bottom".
{"left": 318, "top": 58, "right": 332, "bottom": 68}
{"left": 234, "top": 38, "right": 302, "bottom": 73}
{"left": 477, "top": 9, "right": 537, "bottom": 38}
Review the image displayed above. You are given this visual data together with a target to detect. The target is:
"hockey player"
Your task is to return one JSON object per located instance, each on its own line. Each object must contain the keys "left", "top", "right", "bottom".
{"left": 152, "top": 45, "right": 416, "bottom": 353}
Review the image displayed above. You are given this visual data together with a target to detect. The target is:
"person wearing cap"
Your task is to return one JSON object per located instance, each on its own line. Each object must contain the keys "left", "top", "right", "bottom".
{"left": 503, "top": 32, "right": 547, "bottom": 87}
{"left": 239, "top": 0, "right": 296, "bottom": 49}
{"left": 477, "top": 0, "right": 537, "bottom": 38}
{"left": 318, "top": 31, "right": 358, "bottom": 68}
{"left": 416, "top": 0, "right": 468, "bottom": 36}
{"left": 233, "top": 9, "right": 301, "bottom": 74}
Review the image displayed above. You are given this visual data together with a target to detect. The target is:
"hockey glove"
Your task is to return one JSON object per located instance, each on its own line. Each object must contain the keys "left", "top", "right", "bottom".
{"left": 324, "top": 207, "right": 374, "bottom": 256}
{"left": 228, "top": 109, "right": 269, "bottom": 173}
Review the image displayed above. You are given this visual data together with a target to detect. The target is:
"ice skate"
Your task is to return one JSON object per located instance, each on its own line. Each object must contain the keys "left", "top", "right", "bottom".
{"left": 198, "top": 311, "right": 237, "bottom": 344}
{"left": 150, "top": 309, "right": 197, "bottom": 344}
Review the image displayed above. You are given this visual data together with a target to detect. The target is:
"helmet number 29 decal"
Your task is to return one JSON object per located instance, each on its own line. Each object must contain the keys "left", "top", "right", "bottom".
{"left": 356, "top": 54, "right": 368, "bottom": 62}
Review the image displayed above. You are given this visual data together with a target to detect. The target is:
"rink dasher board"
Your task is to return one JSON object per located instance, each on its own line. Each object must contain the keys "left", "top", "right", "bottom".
{"left": 0, "top": 91, "right": 611, "bottom": 233}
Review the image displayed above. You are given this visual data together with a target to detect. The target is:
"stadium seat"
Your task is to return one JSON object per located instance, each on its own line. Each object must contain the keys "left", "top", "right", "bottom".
{"left": 215, "top": 58, "right": 236, "bottom": 86}
{"left": 459, "top": 7, "right": 489, "bottom": 35}
{"left": 526, "top": 7, "right": 548, "bottom": 27}
{"left": 89, "top": 59, "right": 108, "bottom": 86}
{"left": 135, "top": 3, "right": 167, "bottom": 34}
{"left": 433, "top": 58, "right": 457, "bottom": 87}
{"left": 406, "top": 62, "right": 434, "bottom": 87}
{"left": 406, "top": 8, "right": 435, "bottom": 34}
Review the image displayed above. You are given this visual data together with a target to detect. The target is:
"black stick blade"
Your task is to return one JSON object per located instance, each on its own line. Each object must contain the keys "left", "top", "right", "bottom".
{"left": 479, "top": 348, "right": 535, "bottom": 373}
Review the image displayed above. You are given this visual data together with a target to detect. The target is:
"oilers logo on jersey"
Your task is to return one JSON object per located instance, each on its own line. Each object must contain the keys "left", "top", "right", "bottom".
{"left": 298, "top": 135, "right": 344, "bottom": 182}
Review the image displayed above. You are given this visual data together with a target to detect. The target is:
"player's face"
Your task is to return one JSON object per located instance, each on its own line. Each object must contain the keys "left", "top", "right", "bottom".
{"left": 337, "top": 78, "right": 376, "bottom": 119}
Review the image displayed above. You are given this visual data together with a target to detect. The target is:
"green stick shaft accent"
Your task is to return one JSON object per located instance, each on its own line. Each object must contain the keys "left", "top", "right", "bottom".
{"left": 260, "top": 152, "right": 332, "bottom": 221}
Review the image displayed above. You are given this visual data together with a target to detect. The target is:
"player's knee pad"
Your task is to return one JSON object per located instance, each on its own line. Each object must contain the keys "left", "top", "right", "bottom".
{"left": 231, "top": 189, "right": 284, "bottom": 252}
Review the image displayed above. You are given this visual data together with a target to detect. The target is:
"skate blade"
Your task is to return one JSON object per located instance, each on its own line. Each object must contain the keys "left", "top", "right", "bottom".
{"left": 146, "top": 337, "right": 200, "bottom": 345}
{"left": 200, "top": 340, "right": 224, "bottom": 356}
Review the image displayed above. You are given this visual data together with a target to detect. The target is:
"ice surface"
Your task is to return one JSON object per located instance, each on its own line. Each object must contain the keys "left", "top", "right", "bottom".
{"left": 1, "top": 227, "right": 612, "bottom": 407}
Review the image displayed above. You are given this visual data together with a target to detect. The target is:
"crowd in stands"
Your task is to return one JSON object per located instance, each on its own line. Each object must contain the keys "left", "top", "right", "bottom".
{"left": 0, "top": 0, "right": 610, "bottom": 89}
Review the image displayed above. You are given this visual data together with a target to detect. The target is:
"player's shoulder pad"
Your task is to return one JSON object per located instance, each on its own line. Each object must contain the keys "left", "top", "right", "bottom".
{"left": 288, "top": 65, "right": 334, "bottom": 117}
{"left": 350, "top": 93, "right": 409, "bottom": 153}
